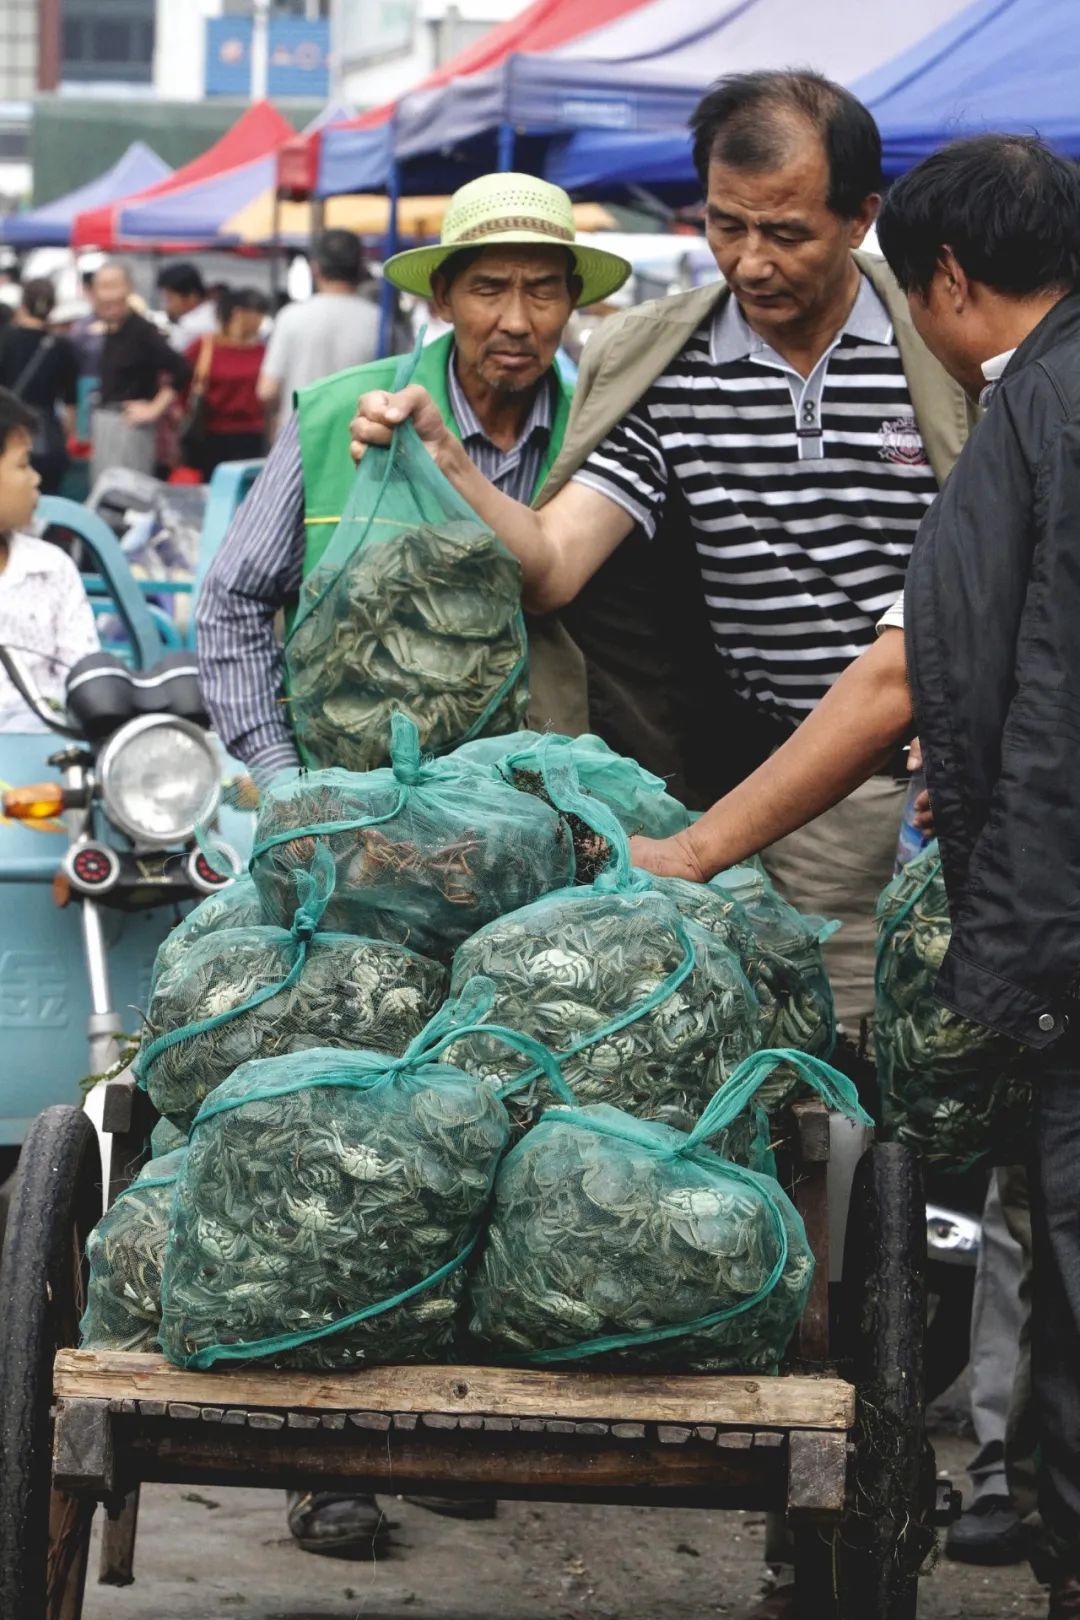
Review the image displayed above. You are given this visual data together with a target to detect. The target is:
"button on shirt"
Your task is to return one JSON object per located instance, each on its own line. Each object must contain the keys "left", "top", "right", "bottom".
{"left": 446, "top": 356, "right": 553, "bottom": 504}
{"left": 197, "top": 352, "right": 555, "bottom": 780}
{"left": 574, "top": 274, "right": 940, "bottom": 725}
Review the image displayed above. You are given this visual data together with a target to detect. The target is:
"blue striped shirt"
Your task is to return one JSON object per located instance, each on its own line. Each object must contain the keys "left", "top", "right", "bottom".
{"left": 196, "top": 354, "right": 553, "bottom": 783}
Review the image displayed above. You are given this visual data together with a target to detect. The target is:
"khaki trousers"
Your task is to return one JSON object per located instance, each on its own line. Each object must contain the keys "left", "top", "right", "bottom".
{"left": 761, "top": 774, "right": 907, "bottom": 1040}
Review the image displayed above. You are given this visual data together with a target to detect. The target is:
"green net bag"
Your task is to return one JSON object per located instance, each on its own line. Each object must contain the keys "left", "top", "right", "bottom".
{"left": 139, "top": 850, "right": 448, "bottom": 1132}
{"left": 159, "top": 981, "right": 566, "bottom": 1371}
{"left": 81, "top": 1148, "right": 186, "bottom": 1352}
{"left": 149, "top": 1116, "right": 187, "bottom": 1157}
{"left": 446, "top": 794, "right": 759, "bottom": 1136}
{"left": 452, "top": 730, "right": 691, "bottom": 874}
{"left": 249, "top": 714, "right": 574, "bottom": 961}
{"left": 469, "top": 1050, "right": 870, "bottom": 1372}
{"left": 150, "top": 875, "right": 266, "bottom": 988}
{"left": 876, "top": 842, "right": 1032, "bottom": 1169}
{"left": 284, "top": 344, "right": 528, "bottom": 774}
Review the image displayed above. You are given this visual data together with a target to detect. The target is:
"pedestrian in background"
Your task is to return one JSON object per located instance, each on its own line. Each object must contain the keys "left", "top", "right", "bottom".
{"left": 156, "top": 262, "right": 217, "bottom": 352}
{"left": 180, "top": 286, "right": 269, "bottom": 480}
{"left": 0, "top": 278, "right": 78, "bottom": 495}
{"left": 89, "top": 263, "right": 189, "bottom": 486}
{"left": 257, "top": 229, "right": 379, "bottom": 436}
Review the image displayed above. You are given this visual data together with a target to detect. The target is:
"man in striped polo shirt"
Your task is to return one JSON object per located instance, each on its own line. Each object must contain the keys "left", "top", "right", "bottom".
{"left": 351, "top": 70, "right": 973, "bottom": 1045}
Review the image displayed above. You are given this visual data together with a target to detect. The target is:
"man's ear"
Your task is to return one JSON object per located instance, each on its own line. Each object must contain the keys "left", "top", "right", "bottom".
{"left": 849, "top": 192, "right": 881, "bottom": 249}
{"left": 939, "top": 246, "right": 970, "bottom": 312}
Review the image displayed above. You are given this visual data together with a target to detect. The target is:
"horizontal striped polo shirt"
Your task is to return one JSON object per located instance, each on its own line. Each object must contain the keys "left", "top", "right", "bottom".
{"left": 574, "top": 273, "right": 940, "bottom": 725}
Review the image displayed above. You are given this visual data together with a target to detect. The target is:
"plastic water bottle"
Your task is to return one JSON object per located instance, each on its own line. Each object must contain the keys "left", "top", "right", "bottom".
{"left": 895, "top": 767, "right": 930, "bottom": 872}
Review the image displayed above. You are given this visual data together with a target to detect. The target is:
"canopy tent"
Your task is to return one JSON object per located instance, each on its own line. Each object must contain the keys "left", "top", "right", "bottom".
{"left": 288, "top": 0, "right": 977, "bottom": 201}
{"left": 221, "top": 189, "right": 615, "bottom": 246}
{"left": 541, "top": 0, "right": 1080, "bottom": 199}
{"left": 72, "top": 101, "right": 295, "bottom": 249}
{"left": 0, "top": 143, "right": 172, "bottom": 248}
{"left": 853, "top": 0, "right": 1080, "bottom": 173}
{"left": 71, "top": 102, "right": 353, "bottom": 250}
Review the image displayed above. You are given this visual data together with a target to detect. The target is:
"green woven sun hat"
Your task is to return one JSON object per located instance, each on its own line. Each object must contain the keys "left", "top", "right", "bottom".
{"left": 383, "top": 172, "right": 632, "bottom": 309}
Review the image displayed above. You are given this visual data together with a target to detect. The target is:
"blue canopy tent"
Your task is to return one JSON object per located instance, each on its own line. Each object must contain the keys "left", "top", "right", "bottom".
{"left": 523, "top": 0, "right": 1077, "bottom": 201}
{"left": 0, "top": 142, "right": 172, "bottom": 247}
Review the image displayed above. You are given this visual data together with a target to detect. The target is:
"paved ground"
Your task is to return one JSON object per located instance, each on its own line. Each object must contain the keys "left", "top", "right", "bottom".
{"left": 81, "top": 1434, "right": 1046, "bottom": 1620}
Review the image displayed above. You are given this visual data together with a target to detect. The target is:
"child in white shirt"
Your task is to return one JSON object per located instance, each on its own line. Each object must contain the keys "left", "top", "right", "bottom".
{"left": 0, "top": 388, "right": 98, "bottom": 731}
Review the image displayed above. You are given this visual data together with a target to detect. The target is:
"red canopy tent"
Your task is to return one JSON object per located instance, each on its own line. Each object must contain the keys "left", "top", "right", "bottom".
{"left": 276, "top": 0, "right": 657, "bottom": 195}
{"left": 74, "top": 101, "right": 295, "bottom": 249}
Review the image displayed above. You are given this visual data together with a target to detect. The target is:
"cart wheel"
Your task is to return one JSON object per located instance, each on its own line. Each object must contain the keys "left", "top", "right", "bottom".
{"left": 835, "top": 1141, "right": 934, "bottom": 1620}
{"left": 0, "top": 1107, "right": 102, "bottom": 1620}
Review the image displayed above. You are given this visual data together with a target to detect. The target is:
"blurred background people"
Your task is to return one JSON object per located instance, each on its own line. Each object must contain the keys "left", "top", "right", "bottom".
{"left": 179, "top": 286, "right": 269, "bottom": 480}
{"left": 257, "top": 228, "right": 379, "bottom": 436}
{"left": 156, "top": 261, "right": 217, "bottom": 351}
{"left": 90, "top": 263, "right": 188, "bottom": 486}
{"left": 0, "top": 278, "right": 78, "bottom": 494}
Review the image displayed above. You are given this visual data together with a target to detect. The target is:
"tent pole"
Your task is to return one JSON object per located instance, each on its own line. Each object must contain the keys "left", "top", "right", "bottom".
{"left": 377, "top": 158, "right": 401, "bottom": 360}
{"left": 498, "top": 122, "right": 516, "bottom": 172}
{"left": 270, "top": 187, "right": 282, "bottom": 302}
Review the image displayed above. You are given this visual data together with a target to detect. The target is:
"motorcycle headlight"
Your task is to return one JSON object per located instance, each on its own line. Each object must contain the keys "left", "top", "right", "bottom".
{"left": 98, "top": 715, "right": 221, "bottom": 848}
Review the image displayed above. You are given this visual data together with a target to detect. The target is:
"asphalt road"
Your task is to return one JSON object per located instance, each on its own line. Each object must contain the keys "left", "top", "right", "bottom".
{"left": 81, "top": 1434, "right": 1046, "bottom": 1620}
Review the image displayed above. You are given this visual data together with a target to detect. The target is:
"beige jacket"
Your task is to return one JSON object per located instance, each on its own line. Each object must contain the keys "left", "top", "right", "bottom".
{"left": 526, "top": 254, "right": 976, "bottom": 790}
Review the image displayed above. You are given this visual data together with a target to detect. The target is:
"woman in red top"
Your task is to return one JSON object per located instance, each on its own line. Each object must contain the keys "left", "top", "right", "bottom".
{"left": 183, "top": 287, "right": 269, "bottom": 480}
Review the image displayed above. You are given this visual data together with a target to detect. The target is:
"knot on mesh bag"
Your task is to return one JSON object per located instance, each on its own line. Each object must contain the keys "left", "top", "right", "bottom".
{"left": 446, "top": 761, "right": 760, "bottom": 1134}
{"left": 81, "top": 1148, "right": 187, "bottom": 1353}
{"left": 138, "top": 843, "right": 448, "bottom": 1132}
{"left": 284, "top": 334, "right": 529, "bottom": 775}
{"left": 450, "top": 729, "right": 691, "bottom": 877}
{"left": 469, "top": 1049, "right": 871, "bottom": 1371}
{"left": 249, "top": 713, "right": 575, "bottom": 962}
{"left": 875, "top": 841, "right": 1032, "bottom": 1170}
{"left": 158, "top": 977, "right": 572, "bottom": 1370}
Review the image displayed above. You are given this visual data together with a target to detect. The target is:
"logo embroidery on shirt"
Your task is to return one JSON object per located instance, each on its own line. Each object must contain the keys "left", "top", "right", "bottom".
{"left": 879, "top": 417, "right": 929, "bottom": 466}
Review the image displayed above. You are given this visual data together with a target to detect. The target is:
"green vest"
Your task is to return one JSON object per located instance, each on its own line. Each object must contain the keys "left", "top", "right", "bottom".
{"left": 294, "top": 330, "right": 573, "bottom": 578}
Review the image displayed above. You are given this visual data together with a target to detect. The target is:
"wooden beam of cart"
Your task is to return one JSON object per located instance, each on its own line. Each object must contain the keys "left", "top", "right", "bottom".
{"left": 54, "top": 1352, "right": 854, "bottom": 1430}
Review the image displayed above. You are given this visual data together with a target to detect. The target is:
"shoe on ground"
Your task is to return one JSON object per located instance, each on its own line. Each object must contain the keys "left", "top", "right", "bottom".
{"left": 745, "top": 1585, "right": 795, "bottom": 1619}
{"left": 402, "top": 1494, "right": 498, "bottom": 1520}
{"left": 945, "top": 1494, "right": 1025, "bottom": 1566}
{"left": 1050, "top": 1574, "right": 1080, "bottom": 1620}
{"left": 286, "top": 1491, "right": 389, "bottom": 1558}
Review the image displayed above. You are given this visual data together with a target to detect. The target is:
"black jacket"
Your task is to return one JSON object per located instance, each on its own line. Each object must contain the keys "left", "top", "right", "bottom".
{"left": 907, "top": 292, "right": 1080, "bottom": 1050}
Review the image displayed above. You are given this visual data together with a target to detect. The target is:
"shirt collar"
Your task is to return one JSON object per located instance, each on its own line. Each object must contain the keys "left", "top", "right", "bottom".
{"left": 447, "top": 348, "right": 553, "bottom": 452}
{"left": 710, "top": 271, "right": 893, "bottom": 367}
{"left": 981, "top": 348, "right": 1017, "bottom": 383}
{"left": 0, "top": 532, "right": 46, "bottom": 588}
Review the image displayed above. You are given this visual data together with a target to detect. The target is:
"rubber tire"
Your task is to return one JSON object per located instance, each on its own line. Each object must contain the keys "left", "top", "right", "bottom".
{"left": 0, "top": 1107, "right": 102, "bottom": 1620}
{"left": 924, "top": 1260, "right": 975, "bottom": 1405}
{"left": 835, "top": 1141, "right": 933, "bottom": 1620}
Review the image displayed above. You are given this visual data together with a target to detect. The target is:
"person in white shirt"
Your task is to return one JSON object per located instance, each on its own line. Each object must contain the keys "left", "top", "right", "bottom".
{"left": 156, "top": 263, "right": 218, "bottom": 354}
{"left": 0, "top": 389, "right": 98, "bottom": 730}
{"left": 257, "top": 229, "right": 379, "bottom": 436}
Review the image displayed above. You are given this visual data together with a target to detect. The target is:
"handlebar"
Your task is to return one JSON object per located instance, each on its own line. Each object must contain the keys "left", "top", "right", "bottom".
{"left": 0, "top": 646, "right": 83, "bottom": 738}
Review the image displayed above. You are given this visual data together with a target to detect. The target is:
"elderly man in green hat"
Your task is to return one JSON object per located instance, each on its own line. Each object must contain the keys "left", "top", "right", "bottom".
{"left": 196, "top": 171, "right": 630, "bottom": 792}
{"left": 195, "top": 174, "right": 627, "bottom": 1562}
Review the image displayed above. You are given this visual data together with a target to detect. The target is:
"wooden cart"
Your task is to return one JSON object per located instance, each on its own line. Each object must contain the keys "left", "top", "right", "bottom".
{"left": 0, "top": 1077, "right": 952, "bottom": 1620}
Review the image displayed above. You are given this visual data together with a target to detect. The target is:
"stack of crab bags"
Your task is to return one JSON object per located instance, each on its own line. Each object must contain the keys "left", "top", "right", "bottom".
{"left": 876, "top": 842, "right": 1032, "bottom": 1169}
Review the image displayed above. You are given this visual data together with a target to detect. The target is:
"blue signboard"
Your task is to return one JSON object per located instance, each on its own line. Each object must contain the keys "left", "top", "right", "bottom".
{"left": 205, "top": 17, "right": 253, "bottom": 98}
{"left": 267, "top": 18, "right": 330, "bottom": 99}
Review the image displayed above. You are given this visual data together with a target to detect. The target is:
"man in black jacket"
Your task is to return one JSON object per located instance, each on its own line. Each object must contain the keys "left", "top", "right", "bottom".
{"left": 632, "top": 133, "right": 1080, "bottom": 1619}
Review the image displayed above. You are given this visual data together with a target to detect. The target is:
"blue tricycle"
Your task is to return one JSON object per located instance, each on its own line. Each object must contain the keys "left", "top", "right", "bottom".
{"left": 0, "top": 466, "right": 261, "bottom": 1234}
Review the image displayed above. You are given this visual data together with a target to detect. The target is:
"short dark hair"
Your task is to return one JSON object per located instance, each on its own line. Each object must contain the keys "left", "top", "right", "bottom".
{"left": 315, "top": 229, "right": 364, "bottom": 285}
{"left": 21, "top": 278, "right": 55, "bottom": 322}
{"left": 877, "top": 134, "right": 1080, "bottom": 300}
{"left": 156, "top": 261, "right": 206, "bottom": 299}
{"left": 217, "top": 285, "right": 271, "bottom": 326}
{"left": 0, "top": 386, "right": 38, "bottom": 455}
{"left": 689, "top": 69, "right": 882, "bottom": 219}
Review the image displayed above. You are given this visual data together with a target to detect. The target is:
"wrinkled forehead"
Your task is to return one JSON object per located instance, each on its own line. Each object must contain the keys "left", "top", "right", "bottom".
{"left": 457, "top": 244, "right": 574, "bottom": 285}
{"left": 707, "top": 140, "right": 833, "bottom": 223}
